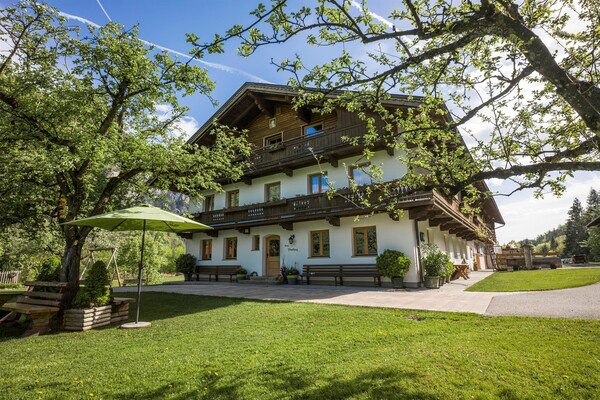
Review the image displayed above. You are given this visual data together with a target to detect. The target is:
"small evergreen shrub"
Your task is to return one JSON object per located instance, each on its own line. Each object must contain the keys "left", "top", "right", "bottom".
{"left": 74, "top": 261, "right": 110, "bottom": 308}
{"left": 376, "top": 250, "right": 411, "bottom": 277}
{"left": 175, "top": 254, "right": 197, "bottom": 275}
{"left": 286, "top": 267, "right": 300, "bottom": 277}
{"left": 421, "top": 244, "right": 451, "bottom": 277}
{"left": 37, "top": 256, "right": 62, "bottom": 281}
{"left": 236, "top": 267, "right": 248, "bottom": 275}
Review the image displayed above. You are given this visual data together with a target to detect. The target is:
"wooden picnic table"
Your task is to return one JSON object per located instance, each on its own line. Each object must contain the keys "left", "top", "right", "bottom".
{"left": 452, "top": 264, "right": 470, "bottom": 280}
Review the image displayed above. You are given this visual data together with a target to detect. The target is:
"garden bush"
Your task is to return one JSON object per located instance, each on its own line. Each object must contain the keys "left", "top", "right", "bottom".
{"left": 73, "top": 261, "right": 110, "bottom": 308}
{"left": 37, "top": 256, "right": 62, "bottom": 281}
{"left": 376, "top": 250, "right": 411, "bottom": 277}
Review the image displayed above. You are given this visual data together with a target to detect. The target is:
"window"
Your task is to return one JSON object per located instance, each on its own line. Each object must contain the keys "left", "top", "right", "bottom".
{"left": 264, "top": 132, "right": 283, "bottom": 146}
{"left": 226, "top": 190, "right": 239, "bottom": 208}
{"left": 353, "top": 226, "right": 377, "bottom": 256}
{"left": 265, "top": 182, "right": 281, "bottom": 202}
{"left": 308, "top": 172, "right": 328, "bottom": 194}
{"left": 201, "top": 239, "right": 212, "bottom": 260}
{"left": 252, "top": 235, "right": 260, "bottom": 251}
{"left": 268, "top": 118, "right": 277, "bottom": 129}
{"left": 225, "top": 237, "right": 238, "bottom": 260}
{"left": 310, "top": 230, "right": 330, "bottom": 257}
{"left": 349, "top": 163, "right": 372, "bottom": 186}
{"left": 204, "top": 195, "right": 214, "bottom": 212}
{"left": 304, "top": 123, "right": 323, "bottom": 137}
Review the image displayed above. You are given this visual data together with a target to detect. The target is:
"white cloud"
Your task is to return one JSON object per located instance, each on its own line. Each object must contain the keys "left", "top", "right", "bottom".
{"left": 58, "top": 12, "right": 271, "bottom": 83}
{"left": 176, "top": 116, "right": 200, "bottom": 139}
{"left": 349, "top": 1, "right": 395, "bottom": 28}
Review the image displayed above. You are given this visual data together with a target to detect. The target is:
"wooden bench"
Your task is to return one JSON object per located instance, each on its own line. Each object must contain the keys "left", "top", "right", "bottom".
{"left": 0, "top": 281, "right": 68, "bottom": 337}
{"left": 304, "top": 264, "right": 381, "bottom": 287}
{"left": 195, "top": 265, "right": 241, "bottom": 282}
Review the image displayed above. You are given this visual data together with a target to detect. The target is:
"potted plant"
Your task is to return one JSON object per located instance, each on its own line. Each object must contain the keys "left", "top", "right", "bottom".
{"left": 236, "top": 267, "right": 248, "bottom": 282}
{"left": 444, "top": 260, "right": 455, "bottom": 283}
{"left": 286, "top": 266, "right": 300, "bottom": 285}
{"left": 376, "top": 249, "right": 411, "bottom": 289}
{"left": 64, "top": 261, "right": 112, "bottom": 331}
{"left": 421, "top": 244, "right": 450, "bottom": 289}
{"left": 176, "top": 254, "right": 197, "bottom": 281}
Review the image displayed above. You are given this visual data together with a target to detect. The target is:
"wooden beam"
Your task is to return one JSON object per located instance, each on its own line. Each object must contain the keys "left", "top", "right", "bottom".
{"left": 206, "top": 230, "right": 219, "bottom": 238}
{"left": 324, "top": 155, "right": 338, "bottom": 168}
{"left": 326, "top": 216, "right": 340, "bottom": 227}
{"left": 248, "top": 92, "right": 275, "bottom": 117}
{"left": 240, "top": 176, "right": 252, "bottom": 186}
{"left": 279, "top": 222, "right": 294, "bottom": 231}
{"left": 388, "top": 212, "right": 400, "bottom": 221}
{"left": 281, "top": 166, "right": 293, "bottom": 177}
{"left": 440, "top": 221, "right": 462, "bottom": 232}
{"left": 428, "top": 216, "right": 453, "bottom": 227}
{"left": 177, "top": 232, "right": 193, "bottom": 240}
{"left": 385, "top": 146, "right": 395, "bottom": 156}
{"left": 237, "top": 227, "right": 251, "bottom": 235}
{"left": 408, "top": 206, "right": 437, "bottom": 221}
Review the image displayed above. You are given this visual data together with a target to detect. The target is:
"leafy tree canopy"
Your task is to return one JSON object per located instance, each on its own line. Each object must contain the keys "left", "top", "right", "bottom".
{"left": 0, "top": 1, "right": 249, "bottom": 291}
{"left": 192, "top": 0, "right": 600, "bottom": 206}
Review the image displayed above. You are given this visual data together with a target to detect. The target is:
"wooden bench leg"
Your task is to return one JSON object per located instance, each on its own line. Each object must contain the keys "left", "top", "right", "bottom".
{"left": 0, "top": 311, "right": 19, "bottom": 324}
{"left": 21, "top": 313, "right": 53, "bottom": 337}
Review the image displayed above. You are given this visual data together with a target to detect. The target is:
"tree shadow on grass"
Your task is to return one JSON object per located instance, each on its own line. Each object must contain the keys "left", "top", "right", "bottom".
{"left": 0, "top": 292, "right": 248, "bottom": 341}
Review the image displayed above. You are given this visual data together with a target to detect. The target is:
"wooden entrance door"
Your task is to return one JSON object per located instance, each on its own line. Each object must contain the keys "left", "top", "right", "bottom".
{"left": 265, "top": 236, "right": 280, "bottom": 276}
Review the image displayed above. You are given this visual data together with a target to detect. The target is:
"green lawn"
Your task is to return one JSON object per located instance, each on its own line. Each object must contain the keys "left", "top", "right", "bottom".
{"left": 467, "top": 268, "right": 600, "bottom": 292}
{"left": 1, "top": 293, "right": 599, "bottom": 399}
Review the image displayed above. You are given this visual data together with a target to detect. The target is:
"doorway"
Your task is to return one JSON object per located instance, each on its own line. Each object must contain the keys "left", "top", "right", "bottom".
{"left": 265, "top": 235, "right": 280, "bottom": 276}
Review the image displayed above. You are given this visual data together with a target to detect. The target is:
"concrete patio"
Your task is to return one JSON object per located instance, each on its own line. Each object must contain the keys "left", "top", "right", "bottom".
{"left": 114, "top": 271, "right": 600, "bottom": 319}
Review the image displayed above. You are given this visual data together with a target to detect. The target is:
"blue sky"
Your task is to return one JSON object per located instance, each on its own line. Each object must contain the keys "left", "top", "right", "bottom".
{"left": 4, "top": 0, "right": 599, "bottom": 244}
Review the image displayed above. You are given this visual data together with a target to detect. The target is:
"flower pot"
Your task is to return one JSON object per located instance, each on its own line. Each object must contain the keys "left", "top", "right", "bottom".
{"left": 439, "top": 276, "right": 444, "bottom": 286}
{"left": 424, "top": 276, "right": 440, "bottom": 289}
{"left": 391, "top": 276, "right": 404, "bottom": 289}
{"left": 236, "top": 274, "right": 247, "bottom": 282}
{"left": 64, "top": 305, "right": 112, "bottom": 331}
{"left": 445, "top": 275, "right": 451, "bottom": 283}
{"left": 287, "top": 275, "right": 298, "bottom": 285}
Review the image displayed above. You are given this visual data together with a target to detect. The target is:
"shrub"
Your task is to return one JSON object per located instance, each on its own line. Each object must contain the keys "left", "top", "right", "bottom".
{"left": 175, "top": 254, "right": 197, "bottom": 275}
{"left": 37, "top": 256, "right": 62, "bottom": 281}
{"left": 444, "top": 261, "right": 456, "bottom": 278}
{"left": 74, "top": 261, "right": 110, "bottom": 308}
{"left": 287, "top": 267, "right": 300, "bottom": 277}
{"left": 421, "top": 244, "right": 451, "bottom": 277}
{"left": 376, "top": 250, "right": 411, "bottom": 277}
{"left": 236, "top": 267, "right": 248, "bottom": 275}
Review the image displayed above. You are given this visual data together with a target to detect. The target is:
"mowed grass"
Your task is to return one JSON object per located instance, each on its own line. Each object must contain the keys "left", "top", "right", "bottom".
{"left": 467, "top": 268, "right": 600, "bottom": 292}
{"left": 1, "top": 292, "right": 599, "bottom": 399}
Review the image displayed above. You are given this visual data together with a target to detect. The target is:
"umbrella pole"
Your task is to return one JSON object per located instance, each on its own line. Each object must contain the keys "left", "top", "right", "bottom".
{"left": 135, "top": 220, "right": 146, "bottom": 324}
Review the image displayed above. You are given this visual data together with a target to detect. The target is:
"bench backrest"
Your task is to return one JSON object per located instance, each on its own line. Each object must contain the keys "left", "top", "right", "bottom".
{"left": 18, "top": 281, "right": 68, "bottom": 308}
{"left": 197, "top": 265, "right": 241, "bottom": 275}
{"left": 304, "top": 264, "right": 379, "bottom": 275}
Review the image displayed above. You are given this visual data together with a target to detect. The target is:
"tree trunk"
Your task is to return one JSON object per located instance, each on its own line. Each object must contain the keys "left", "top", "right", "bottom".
{"left": 61, "top": 237, "right": 84, "bottom": 309}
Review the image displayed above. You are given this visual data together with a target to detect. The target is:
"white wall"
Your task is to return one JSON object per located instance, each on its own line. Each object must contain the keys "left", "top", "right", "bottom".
{"left": 191, "top": 149, "right": 406, "bottom": 212}
{"left": 187, "top": 212, "right": 421, "bottom": 285}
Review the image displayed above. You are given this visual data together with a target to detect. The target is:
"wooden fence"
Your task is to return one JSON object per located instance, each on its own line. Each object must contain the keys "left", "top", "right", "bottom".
{"left": 0, "top": 270, "right": 21, "bottom": 284}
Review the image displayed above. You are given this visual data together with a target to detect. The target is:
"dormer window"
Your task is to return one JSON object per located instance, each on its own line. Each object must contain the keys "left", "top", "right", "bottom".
{"left": 304, "top": 123, "right": 323, "bottom": 137}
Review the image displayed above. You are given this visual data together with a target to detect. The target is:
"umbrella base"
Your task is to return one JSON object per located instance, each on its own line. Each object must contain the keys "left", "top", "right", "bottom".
{"left": 120, "top": 321, "right": 151, "bottom": 329}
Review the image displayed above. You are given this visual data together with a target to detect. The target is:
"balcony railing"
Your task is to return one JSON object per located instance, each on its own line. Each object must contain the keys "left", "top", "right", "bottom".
{"left": 244, "top": 122, "right": 380, "bottom": 173}
{"left": 195, "top": 186, "right": 433, "bottom": 228}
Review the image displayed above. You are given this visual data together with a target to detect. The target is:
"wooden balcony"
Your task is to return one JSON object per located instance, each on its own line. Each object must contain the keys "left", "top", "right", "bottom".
{"left": 238, "top": 122, "right": 389, "bottom": 180}
{"left": 192, "top": 185, "right": 493, "bottom": 243}
{"left": 194, "top": 186, "right": 432, "bottom": 230}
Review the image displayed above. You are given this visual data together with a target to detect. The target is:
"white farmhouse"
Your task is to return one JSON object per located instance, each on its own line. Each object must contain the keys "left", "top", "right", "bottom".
{"left": 183, "top": 83, "right": 504, "bottom": 287}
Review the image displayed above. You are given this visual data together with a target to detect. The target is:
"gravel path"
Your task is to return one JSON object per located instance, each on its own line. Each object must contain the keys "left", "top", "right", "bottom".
{"left": 485, "top": 282, "right": 600, "bottom": 319}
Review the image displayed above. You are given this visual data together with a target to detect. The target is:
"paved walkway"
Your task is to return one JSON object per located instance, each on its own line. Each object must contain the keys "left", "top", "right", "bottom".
{"left": 114, "top": 271, "right": 600, "bottom": 319}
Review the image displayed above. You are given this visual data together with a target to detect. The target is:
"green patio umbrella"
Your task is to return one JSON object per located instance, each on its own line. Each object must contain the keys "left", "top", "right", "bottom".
{"left": 64, "top": 204, "right": 211, "bottom": 328}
